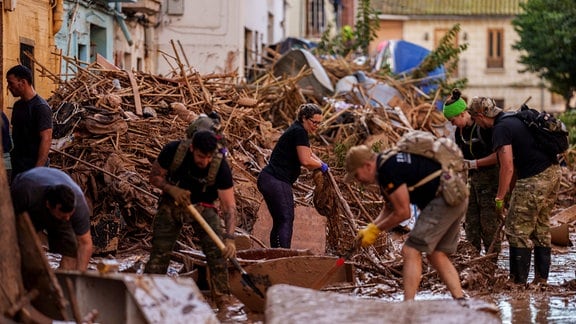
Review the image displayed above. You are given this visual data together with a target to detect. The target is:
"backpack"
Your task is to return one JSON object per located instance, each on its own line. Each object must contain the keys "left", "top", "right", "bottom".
{"left": 379, "top": 130, "right": 469, "bottom": 206}
{"left": 503, "top": 104, "right": 569, "bottom": 161}
{"left": 169, "top": 113, "right": 227, "bottom": 192}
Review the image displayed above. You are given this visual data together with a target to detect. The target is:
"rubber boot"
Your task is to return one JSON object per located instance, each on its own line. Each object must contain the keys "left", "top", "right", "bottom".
{"left": 509, "top": 247, "right": 532, "bottom": 284}
{"left": 532, "top": 246, "right": 551, "bottom": 284}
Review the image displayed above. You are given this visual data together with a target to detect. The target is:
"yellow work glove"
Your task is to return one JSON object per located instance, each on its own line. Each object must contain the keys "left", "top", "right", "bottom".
{"left": 356, "top": 223, "right": 382, "bottom": 247}
{"left": 164, "top": 184, "right": 191, "bottom": 206}
{"left": 222, "top": 238, "right": 236, "bottom": 259}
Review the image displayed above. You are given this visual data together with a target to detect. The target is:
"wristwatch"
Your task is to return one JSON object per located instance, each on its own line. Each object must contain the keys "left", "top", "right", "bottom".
{"left": 223, "top": 233, "right": 235, "bottom": 239}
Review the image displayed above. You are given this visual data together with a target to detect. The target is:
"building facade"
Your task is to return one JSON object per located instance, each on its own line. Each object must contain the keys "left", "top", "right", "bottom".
{"left": 372, "top": 0, "right": 563, "bottom": 112}
{"left": 1, "top": 0, "right": 61, "bottom": 115}
{"left": 154, "top": 0, "right": 287, "bottom": 80}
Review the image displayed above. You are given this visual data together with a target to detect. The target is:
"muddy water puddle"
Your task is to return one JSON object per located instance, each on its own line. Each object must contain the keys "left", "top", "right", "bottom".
{"left": 49, "top": 232, "right": 576, "bottom": 323}
{"left": 393, "top": 233, "right": 576, "bottom": 324}
{"left": 487, "top": 235, "right": 576, "bottom": 324}
{"left": 204, "top": 234, "right": 576, "bottom": 324}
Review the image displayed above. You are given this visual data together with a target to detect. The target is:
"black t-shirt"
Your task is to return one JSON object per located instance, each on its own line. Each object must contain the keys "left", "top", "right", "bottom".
{"left": 492, "top": 112, "right": 553, "bottom": 179}
{"left": 263, "top": 121, "right": 310, "bottom": 184}
{"left": 10, "top": 94, "right": 53, "bottom": 158}
{"left": 455, "top": 123, "right": 494, "bottom": 160}
{"left": 377, "top": 152, "right": 441, "bottom": 210}
{"left": 11, "top": 167, "right": 91, "bottom": 235}
{"left": 157, "top": 141, "right": 233, "bottom": 204}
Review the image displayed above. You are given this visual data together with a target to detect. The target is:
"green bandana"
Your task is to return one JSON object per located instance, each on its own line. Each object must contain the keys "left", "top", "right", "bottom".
{"left": 443, "top": 98, "right": 467, "bottom": 119}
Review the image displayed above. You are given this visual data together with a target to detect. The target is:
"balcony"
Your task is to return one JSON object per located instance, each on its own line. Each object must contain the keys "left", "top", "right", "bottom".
{"left": 121, "top": 0, "right": 161, "bottom": 15}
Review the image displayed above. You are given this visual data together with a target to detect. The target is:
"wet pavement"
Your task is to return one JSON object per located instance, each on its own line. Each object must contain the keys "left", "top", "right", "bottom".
{"left": 374, "top": 233, "right": 576, "bottom": 324}
{"left": 48, "top": 231, "right": 576, "bottom": 323}
{"left": 489, "top": 235, "right": 576, "bottom": 324}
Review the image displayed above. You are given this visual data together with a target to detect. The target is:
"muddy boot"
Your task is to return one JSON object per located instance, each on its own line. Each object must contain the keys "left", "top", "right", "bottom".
{"left": 213, "top": 292, "right": 236, "bottom": 310}
{"left": 212, "top": 291, "right": 242, "bottom": 319}
{"left": 509, "top": 247, "right": 532, "bottom": 284}
{"left": 532, "top": 246, "right": 551, "bottom": 285}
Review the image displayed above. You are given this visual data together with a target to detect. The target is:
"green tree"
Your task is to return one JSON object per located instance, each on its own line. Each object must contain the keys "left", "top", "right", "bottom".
{"left": 354, "top": 0, "right": 380, "bottom": 56}
{"left": 410, "top": 24, "right": 469, "bottom": 97}
{"left": 512, "top": 0, "right": 576, "bottom": 109}
{"left": 316, "top": 0, "right": 379, "bottom": 57}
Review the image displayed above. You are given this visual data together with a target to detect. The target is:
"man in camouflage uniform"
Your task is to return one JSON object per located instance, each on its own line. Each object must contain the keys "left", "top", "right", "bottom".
{"left": 145, "top": 130, "right": 237, "bottom": 308}
{"left": 469, "top": 97, "right": 562, "bottom": 285}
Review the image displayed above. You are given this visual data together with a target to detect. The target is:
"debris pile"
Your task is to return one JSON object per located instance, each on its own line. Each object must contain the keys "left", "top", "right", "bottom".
{"left": 38, "top": 44, "right": 576, "bottom": 300}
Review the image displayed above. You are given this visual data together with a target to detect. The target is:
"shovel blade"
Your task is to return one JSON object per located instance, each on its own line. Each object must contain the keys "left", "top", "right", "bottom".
{"left": 241, "top": 273, "right": 265, "bottom": 298}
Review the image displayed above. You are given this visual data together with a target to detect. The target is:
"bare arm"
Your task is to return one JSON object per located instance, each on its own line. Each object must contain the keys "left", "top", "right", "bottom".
{"left": 373, "top": 184, "right": 412, "bottom": 231}
{"left": 76, "top": 231, "right": 93, "bottom": 271}
{"left": 296, "top": 145, "right": 323, "bottom": 170}
{"left": 476, "top": 152, "right": 498, "bottom": 168}
{"left": 496, "top": 144, "right": 514, "bottom": 200}
{"left": 218, "top": 187, "right": 236, "bottom": 237}
{"left": 36, "top": 128, "right": 52, "bottom": 167}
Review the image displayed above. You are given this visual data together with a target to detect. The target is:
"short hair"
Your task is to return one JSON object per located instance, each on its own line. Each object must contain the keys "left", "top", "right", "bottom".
{"left": 297, "top": 103, "right": 322, "bottom": 122}
{"left": 45, "top": 185, "right": 76, "bottom": 213}
{"left": 192, "top": 130, "right": 218, "bottom": 154}
{"left": 7, "top": 65, "right": 33, "bottom": 85}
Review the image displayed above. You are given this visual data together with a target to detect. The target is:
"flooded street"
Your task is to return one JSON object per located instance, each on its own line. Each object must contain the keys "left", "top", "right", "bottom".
{"left": 369, "top": 233, "right": 576, "bottom": 324}
{"left": 489, "top": 236, "right": 576, "bottom": 324}
{"left": 55, "top": 231, "right": 576, "bottom": 323}
{"left": 223, "top": 232, "right": 576, "bottom": 323}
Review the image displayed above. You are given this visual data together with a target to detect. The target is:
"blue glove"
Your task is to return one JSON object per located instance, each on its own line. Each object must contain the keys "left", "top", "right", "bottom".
{"left": 320, "top": 162, "right": 329, "bottom": 173}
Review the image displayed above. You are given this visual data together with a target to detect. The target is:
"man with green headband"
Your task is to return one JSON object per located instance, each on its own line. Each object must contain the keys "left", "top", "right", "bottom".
{"left": 443, "top": 89, "right": 501, "bottom": 257}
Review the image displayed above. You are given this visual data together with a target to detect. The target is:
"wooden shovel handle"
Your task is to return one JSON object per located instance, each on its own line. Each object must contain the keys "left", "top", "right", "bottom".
{"left": 186, "top": 204, "right": 226, "bottom": 251}
{"left": 185, "top": 204, "right": 251, "bottom": 277}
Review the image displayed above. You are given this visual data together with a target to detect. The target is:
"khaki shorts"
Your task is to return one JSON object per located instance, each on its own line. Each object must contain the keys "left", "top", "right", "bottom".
{"left": 405, "top": 195, "right": 467, "bottom": 254}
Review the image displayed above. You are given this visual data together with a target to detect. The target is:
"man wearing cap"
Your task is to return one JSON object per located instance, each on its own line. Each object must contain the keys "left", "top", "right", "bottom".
{"left": 443, "top": 89, "right": 501, "bottom": 256}
{"left": 346, "top": 145, "right": 467, "bottom": 301}
{"left": 468, "top": 97, "right": 561, "bottom": 285}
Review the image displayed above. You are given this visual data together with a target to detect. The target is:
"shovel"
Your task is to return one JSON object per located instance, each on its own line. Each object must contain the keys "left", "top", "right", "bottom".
{"left": 185, "top": 204, "right": 265, "bottom": 298}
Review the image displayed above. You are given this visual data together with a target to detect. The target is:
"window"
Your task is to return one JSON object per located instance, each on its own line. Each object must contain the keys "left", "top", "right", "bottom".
{"left": 487, "top": 29, "right": 504, "bottom": 69}
{"left": 306, "top": 0, "right": 325, "bottom": 38}
{"left": 20, "top": 42, "right": 34, "bottom": 81}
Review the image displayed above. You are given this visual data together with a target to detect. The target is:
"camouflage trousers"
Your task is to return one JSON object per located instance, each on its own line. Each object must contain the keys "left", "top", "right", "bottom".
{"left": 465, "top": 166, "right": 501, "bottom": 253}
{"left": 506, "top": 164, "right": 562, "bottom": 249}
{"left": 145, "top": 199, "right": 230, "bottom": 295}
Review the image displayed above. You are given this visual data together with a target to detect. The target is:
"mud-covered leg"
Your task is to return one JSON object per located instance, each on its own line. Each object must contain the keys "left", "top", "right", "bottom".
{"left": 145, "top": 201, "right": 183, "bottom": 274}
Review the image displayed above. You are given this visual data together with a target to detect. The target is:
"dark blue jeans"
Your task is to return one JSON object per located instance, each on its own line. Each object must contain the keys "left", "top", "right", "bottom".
{"left": 257, "top": 170, "right": 295, "bottom": 248}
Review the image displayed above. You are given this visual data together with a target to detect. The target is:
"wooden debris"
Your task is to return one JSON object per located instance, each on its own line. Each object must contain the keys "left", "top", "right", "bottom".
{"left": 40, "top": 43, "right": 576, "bottom": 299}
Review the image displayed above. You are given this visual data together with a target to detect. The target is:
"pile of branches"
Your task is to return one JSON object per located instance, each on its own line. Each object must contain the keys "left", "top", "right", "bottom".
{"left": 36, "top": 42, "right": 576, "bottom": 297}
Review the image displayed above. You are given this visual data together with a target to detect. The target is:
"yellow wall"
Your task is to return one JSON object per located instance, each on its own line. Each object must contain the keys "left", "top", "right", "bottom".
{"left": 2, "top": 0, "right": 58, "bottom": 117}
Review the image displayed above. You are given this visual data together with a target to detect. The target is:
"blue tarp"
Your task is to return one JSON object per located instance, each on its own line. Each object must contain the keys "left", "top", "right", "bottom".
{"left": 373, "top": 40, "right": 446, "bottom": 95}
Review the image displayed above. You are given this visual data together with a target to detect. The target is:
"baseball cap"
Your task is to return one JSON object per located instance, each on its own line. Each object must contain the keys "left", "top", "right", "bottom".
{"left": 468, "top": 96, "right": 503, "bottom": 118}
{"left": 344, "top": 145, "right": 374, "bottom": 183}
